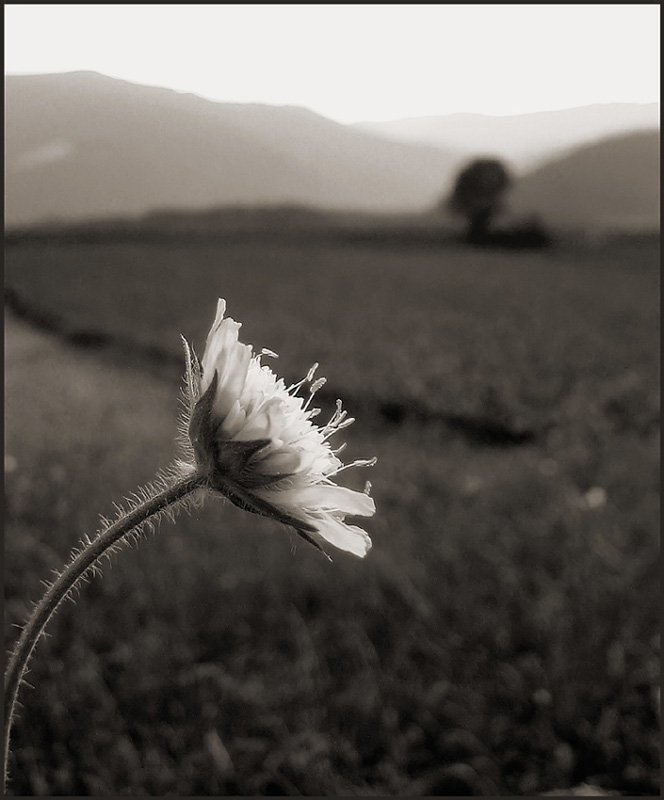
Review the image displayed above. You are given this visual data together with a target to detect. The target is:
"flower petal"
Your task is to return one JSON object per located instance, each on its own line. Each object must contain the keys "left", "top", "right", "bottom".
{"left": 310, "top": 514, "right": 372, "bottom": 557}
{"left": 277, "top": 484, "right": 376, "bottom": 517}
{"left": 201, "top": 316, "right": 243, "bottom": 395}
{"left": 215, "top": 340, "right": 252, "bottom": 419}
{"left": 221, "top": 399, "right": 247, "bottom": 438}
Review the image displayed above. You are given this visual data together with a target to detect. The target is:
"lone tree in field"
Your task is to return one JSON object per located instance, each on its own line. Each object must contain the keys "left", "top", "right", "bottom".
{"left": 447, "top": 158, "right": 512, "bottom": 242}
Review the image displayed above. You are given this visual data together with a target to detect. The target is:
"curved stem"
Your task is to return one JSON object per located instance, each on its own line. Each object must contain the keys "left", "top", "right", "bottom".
{"left": 3, "top": 470, "right": 207, "bottom": 791}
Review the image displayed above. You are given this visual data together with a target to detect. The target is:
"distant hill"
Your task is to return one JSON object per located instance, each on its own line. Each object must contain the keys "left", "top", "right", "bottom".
{"left": 5, "top": 73, "right": 660, "bottom": 232}
{"left": 506, "top": 129, "right": 660, "bottom": 231}
{"left": 354, "top": 104, "right": 660, "bottom": 171}
{"left": 5, "top": 71, "right": 462, "bottom": 228}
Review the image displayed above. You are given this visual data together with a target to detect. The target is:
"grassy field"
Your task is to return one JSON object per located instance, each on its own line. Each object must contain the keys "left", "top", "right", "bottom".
{"left": 4, "top": 233, "right": 660, "bottom": 795}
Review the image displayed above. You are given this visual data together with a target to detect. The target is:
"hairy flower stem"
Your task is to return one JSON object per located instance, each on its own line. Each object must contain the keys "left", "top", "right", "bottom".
{"left": 3, "top": 471, "right": 208, "bottom": 791}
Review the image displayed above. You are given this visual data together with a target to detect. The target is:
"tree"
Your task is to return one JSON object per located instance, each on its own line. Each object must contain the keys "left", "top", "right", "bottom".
{"left": 447, "top": 158, "right": 512, "bottom": 242}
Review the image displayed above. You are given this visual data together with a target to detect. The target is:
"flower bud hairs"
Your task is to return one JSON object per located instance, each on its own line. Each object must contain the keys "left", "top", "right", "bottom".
{"left": 4, "top": 298, "right": 376, "bottom": 789}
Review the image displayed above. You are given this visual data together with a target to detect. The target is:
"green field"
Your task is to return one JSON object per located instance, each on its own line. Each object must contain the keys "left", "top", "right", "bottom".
{"left": 4, "top": 233, "right": 660, "bottom": 795}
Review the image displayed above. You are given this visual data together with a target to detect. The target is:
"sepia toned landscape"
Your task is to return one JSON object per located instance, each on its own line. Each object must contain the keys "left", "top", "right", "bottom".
{"left": 3, "top": 10, "right": 660, "bottom": 794}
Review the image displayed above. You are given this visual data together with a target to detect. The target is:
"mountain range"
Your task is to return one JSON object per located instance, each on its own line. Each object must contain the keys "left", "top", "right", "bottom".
{"left": 355, "top": 103, "right": 660, "bottom": 171}
{"left": 4, "top": 71, "right": 660, "bottom": 231}
{"left": 507, "top": 129, "right": 660, "bottom": 230}
{"left": 4, "top": 71, "right": 460, "bottom": 227}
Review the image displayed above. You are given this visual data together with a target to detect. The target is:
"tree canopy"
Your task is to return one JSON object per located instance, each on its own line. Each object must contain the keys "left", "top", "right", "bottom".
{"left": 447, "top": 158, "right": 512, "bottom": 242}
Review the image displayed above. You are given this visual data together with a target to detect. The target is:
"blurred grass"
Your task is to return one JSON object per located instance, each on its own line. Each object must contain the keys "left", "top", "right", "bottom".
{"left": 5, "top": 236, "right": 659, "bottom": 427}
{"left": 4, "top": 234, "right": 660, "bottom": 795}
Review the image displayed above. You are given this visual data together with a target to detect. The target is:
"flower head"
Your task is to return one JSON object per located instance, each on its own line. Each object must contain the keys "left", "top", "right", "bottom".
{"left": 181, "top": 299, "right": 376, "bottom": 558}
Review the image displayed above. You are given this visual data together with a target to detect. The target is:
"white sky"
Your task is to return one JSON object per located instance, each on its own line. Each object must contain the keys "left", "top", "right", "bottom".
{"left": 4, "top": 4, "right": 660, "bottom": 124}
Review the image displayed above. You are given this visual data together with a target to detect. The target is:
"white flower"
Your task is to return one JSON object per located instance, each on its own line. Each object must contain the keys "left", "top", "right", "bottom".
{"left": 182, "top": 299, "right": 376, "bottom": 558}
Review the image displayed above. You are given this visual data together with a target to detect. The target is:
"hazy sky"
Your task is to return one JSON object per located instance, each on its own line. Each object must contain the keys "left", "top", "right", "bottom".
{"left": 4, "top": 4, "right": 660, "bottom": 123}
